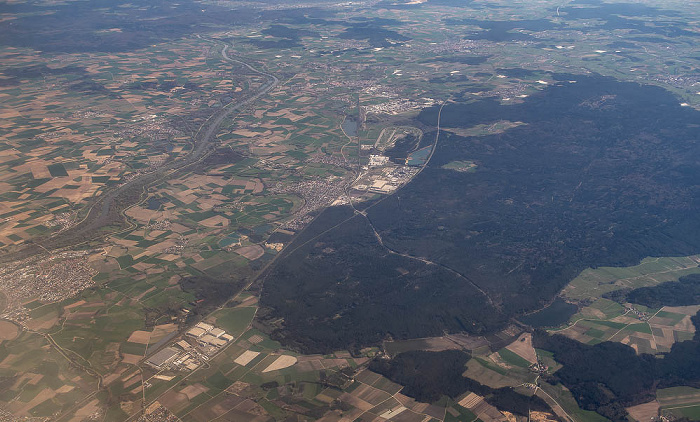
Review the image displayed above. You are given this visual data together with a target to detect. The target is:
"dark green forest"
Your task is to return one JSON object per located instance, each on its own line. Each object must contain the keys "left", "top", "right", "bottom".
{"left": 605, "top": 273, "right": 700, "bottom": 308}
{"left": 257, "top": 208, "right": 504, "bottom": 353}
{"left": 369, "top": 350, "right": 552, "bottom": 416}
{"left": 534, "top": 313, "right": 700, "bottom": 421}
{"left": 260, "top": 74, "right": 700, "bottom": 352}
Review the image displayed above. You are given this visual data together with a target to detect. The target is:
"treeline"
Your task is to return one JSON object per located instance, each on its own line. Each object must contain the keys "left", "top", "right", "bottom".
{"left": 259, "top": 73, "right": 700, "bottom": 356}
{"left": 533, "top": 312, "right": 700, "bottom": 421}
{"left": 604, "top": 273, "right": 700, "bottom": 308}
{"left": 179, "top": 274, "right": 247, "bottom": 321}
{"left": 533, "top": 332, "right": 656, "bottom": 421}
{"left": 369, "top": 350, "right": 472, "bottom": 402}
{"left": 385, "top": 133, "right": 421, "bottom": 164}
{"left": 369, "top": 350, "right": 552, "bottom": 416}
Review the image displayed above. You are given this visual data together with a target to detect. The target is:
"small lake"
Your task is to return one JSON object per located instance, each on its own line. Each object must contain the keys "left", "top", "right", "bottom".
{"left": 218, "top": 233, "right": 240, "bottom": 248}
{"left": 341, "top": 118, "right": 358, "bottom": 137}
{"left": 519, "top": 298, "right": 577, "bottom": 328}
{"left": 406, "top": 146, "right": 432, "bottom": 166}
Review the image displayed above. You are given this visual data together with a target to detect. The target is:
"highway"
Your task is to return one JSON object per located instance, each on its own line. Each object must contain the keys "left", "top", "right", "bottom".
{"left": 0, "top": 41, "right": 278, "bottom": 263}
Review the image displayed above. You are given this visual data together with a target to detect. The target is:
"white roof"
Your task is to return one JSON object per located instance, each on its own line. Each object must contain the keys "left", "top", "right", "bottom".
{"left": 147, "top": 347, "right": 179, "bottom": 367}
{"left": 210, "top": 328, "right": 225, "bottom": 337}
{"left": 186, "top": 327, "right": 206, "bottom": 337}
{"left": 195, "top": 322, "right": 214, "bottom": 331}
{"left": 209, "top": 337, "right": 227, "bottom": 346}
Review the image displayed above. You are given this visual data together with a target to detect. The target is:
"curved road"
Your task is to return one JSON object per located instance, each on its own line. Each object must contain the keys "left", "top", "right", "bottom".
{"left": 356, "top": 101, "right": 495, "bottom": 306}
{"left": 292, "top": 100, "right": 496, "bottom": 306}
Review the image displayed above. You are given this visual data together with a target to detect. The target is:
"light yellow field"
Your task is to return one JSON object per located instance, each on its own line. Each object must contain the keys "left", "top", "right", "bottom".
{"left": 262, "top": 355, "right": 297, "bottom": 372}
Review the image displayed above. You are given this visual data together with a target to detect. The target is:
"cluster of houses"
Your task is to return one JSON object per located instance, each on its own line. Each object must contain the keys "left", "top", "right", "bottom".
{"left": 624, "top": 305, "right": 650, "bottom": 321}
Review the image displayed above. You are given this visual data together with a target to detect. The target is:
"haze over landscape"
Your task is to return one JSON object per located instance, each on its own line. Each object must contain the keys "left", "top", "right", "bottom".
{"left": 0, "top": 0, "right": 699, "bottom": 421}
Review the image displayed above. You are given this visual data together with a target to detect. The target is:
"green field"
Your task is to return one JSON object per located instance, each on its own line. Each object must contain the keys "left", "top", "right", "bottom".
{"left": 497, "top": 348, "right": 531, "bottom": 369}
{"left": 562, "top": 256, "right": 700, "bottom": 302}
{"left": 212, "top": 307, "right": 256, "bottom": 337}
{"left": 3, "top": 1, "right": 700, "bottom": 420}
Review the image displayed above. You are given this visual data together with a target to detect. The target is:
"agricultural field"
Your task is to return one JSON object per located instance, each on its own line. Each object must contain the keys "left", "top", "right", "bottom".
{"left": 656, "top": 386, "right": 700, "bottom": 421}
{"left": 561, "top": 256, "right": 700, "bottom": 303}
{"left": 518, "top": 256, "right": 700, "bottom": 421}
{"left": 98, "top": 294, "right": 467, "bottom": 421}
{"left": 126, "top": 297, "right": 569, "bottom": 422}
{"left": 0, "top": 329, "right": 98, "bottom": 419}
{"left": 1, "top": 0, "right": 700, "bottom": 420}
{"left": 0, "top": 36, "right": 259, "bottom": 251}
{"left": 549, "top": 255, "right": 700, "bottom": 353}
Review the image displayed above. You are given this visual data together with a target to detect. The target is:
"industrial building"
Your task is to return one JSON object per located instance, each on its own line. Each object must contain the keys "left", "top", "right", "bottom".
{"left": 146, "top": 347, "right": 180, "bottom": 369}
